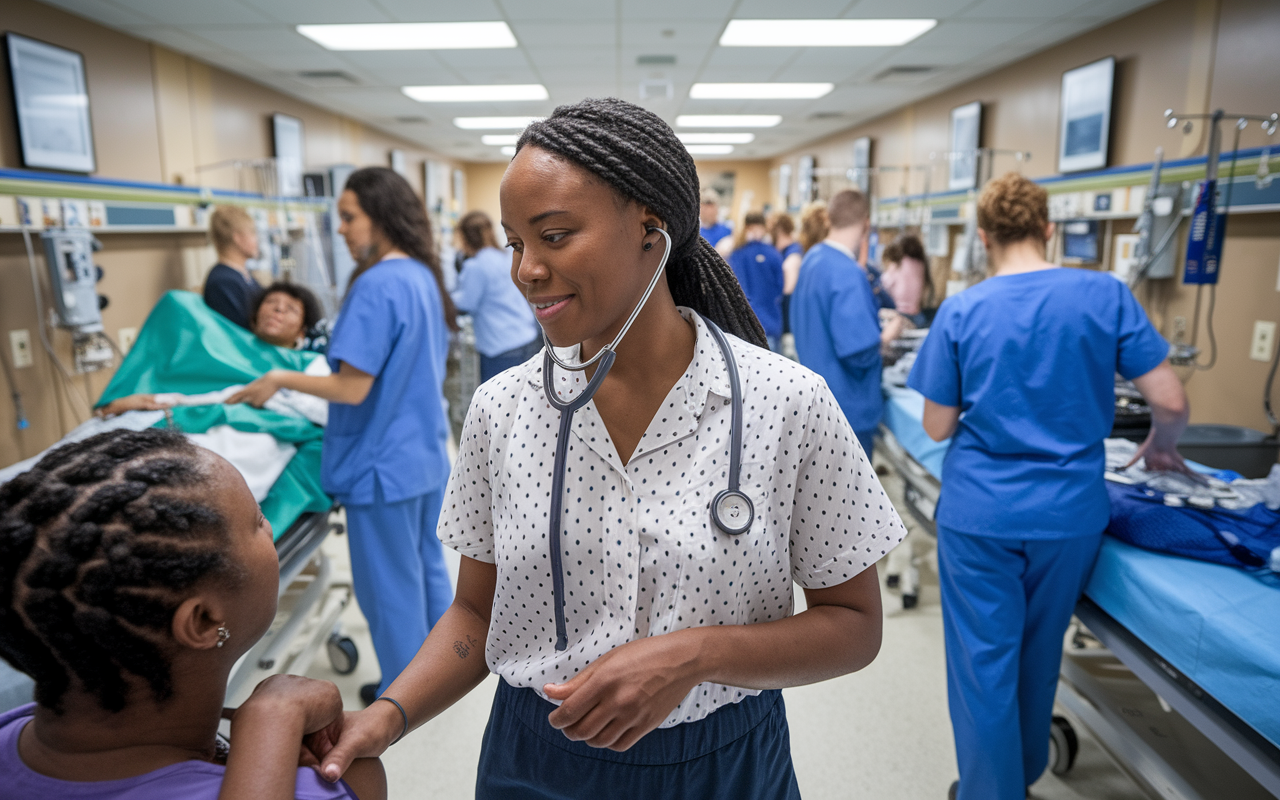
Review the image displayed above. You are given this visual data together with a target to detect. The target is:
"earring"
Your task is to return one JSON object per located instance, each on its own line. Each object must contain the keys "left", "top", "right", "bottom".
{"left": 216, "top": 624, "right": 230, "bottom": 648}
{"left": 643, "top": 241, "right": 653, "bottom": 251}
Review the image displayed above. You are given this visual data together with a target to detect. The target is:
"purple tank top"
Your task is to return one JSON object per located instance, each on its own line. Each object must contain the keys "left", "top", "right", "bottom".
{"left": 0, "top": 703, "right": 355, "bottom": 800}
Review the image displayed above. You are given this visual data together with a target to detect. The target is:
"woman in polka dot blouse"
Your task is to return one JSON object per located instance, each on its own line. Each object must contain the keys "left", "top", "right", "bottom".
{"left": 311, "top": 98, "right": 907, "bottom": 800}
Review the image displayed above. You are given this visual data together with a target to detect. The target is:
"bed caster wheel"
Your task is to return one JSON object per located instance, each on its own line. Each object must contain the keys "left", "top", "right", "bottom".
{"left": 902, "top": 592, "right": 919, "bottom": 609}
{"left": 1048, "top": 716, "right": 1079, "bottom": 775}
{"left": 886, "top": 574, "right": 901, "bottom": 589}
{"left": 327, "top": 634, "right": 359, "bottom": 675}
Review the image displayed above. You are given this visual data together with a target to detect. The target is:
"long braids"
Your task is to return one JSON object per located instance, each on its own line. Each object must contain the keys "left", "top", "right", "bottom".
{"left": 0, "top": 429, "right": 235, "bottom": 713}
{"left": 516, "top": 98, "right": 768, "bottom": 348}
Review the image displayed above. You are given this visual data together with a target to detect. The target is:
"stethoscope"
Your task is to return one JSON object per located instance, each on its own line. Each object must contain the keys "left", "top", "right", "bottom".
{"left": 541, "top": 227, "right": 753, "bottom": 651}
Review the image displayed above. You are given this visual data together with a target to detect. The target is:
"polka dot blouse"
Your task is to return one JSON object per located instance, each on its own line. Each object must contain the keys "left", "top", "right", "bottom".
{"left": 439, "top": 309, "right": 907, "bottom": 727}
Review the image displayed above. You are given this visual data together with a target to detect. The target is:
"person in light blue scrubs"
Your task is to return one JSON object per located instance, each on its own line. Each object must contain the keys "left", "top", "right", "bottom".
{"left": 232, "top": 167, "right": 458, "bottom": 706}
{"left": 452, "top": 210, "right": 541, "bottom": 382}
{"left": 726, "top": 212, "right": 784, "bottom": 351}
{"left": 699, "top": 188, "right": 733, "bottom": 252}
{"left": 907, "top": 173, "right": 1193, "bottom": 800}
{"left": 790, "top": 189, "right": 882, "bottom": 456}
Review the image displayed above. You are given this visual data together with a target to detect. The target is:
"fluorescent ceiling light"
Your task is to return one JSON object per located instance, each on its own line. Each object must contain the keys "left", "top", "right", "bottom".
{"left": 676, "top": 115, "right": 782, "bottom": 128}
{"left": 481, "top": 134, "right": 520, "bottom": 145}
{"left": 720, "top": 19, "right": 936, "bottom": 47}
{"left": 677, "top": 133, "right": 755, "bottom": 144}
{"left": 500, "top": 146, "right": 517, "bottom": 156}
{"left": 685, "top": 144, "right": 735, "bottom": 155}
{"left": 403, "top": 84, "right": 548, "bottom": 102}
{"left": 297, "top": 22, "right": 517, "bottom": 51}
{"left": 689, "top": 83, "right": 833, "bottom": 99}
{"left": 454, "top": 116, "right": 542, "bottom": 129}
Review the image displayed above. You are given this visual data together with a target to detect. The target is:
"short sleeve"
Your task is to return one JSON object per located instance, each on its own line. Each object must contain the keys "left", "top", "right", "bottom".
{"left": 328, "top": 280, "right": 397, "bottom": 378}
{"left": 437, "top": 388, "right": 496, "bottom": 563}
{"left": 830, "top": 274, "right": 881, "bottom": 362}
{"left": 907, "top": 302, "right": 961, "bottom": 407}
{"left": 788, "top": 380, "right": 907, "bottom": 588}
{"left": 1115, "top": 284, "right": 1169, "bottom": 380}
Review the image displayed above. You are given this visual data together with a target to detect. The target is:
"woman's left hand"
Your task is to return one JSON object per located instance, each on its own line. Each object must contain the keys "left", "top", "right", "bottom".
{"left": 227, "top": 371, "right": 283, "bottom": 408}
{"left": 543, "top": 629, "right": 702, "bottom": 752}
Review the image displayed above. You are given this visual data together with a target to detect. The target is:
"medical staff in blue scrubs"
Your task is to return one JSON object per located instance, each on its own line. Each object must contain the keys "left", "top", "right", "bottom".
{"left": 451, "top": 210, "right": 541, "bottom": 382}
{"left": 231, "top": 167, "right": 458, "bottom": 706}
{"left": 699, "top": 188, "right": 733, "bottom": 254}
{"left": 769, "top": 213, "right": 803, "bottom": 335}
{"left": 726, "top": 212, "right": 784, "bottom": 351}
{"left": 790, "top": 189, "right": 883, "bottom": 456}
{"left": 907, "top": 173, "right": 1193, "bottom": 800}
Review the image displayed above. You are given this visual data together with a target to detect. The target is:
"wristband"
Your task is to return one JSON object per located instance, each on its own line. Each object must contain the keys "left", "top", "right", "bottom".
{"left": 375, "top": 695, "right": 409, "bottom": 745}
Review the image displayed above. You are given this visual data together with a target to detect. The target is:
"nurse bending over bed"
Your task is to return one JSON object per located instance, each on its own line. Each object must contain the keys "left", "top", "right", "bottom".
{"left": 906, "top": 173, "right": 1193, "bottom": 800}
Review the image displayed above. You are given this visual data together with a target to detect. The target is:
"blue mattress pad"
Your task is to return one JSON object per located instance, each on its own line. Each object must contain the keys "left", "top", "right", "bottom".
{"left": 882, "top": 387, "right": 949, "bottom": 478}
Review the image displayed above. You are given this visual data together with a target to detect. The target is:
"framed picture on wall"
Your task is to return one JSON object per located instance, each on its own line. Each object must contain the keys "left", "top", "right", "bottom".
{"left": 798, "top": 155, "right": 816, "bottom": 203}
{"left": 1058, "top": 57, "right": 1115, "bottom": 173}
{"left": 6, "top": 33, "right": 96, "bottom": 173}
{"left": 777, "top": 162, "right": 792, "bottom": 209}
{"left": 851, "top": 137, "right": 872, "bottom": 194}
{"left": 272, "top": 113, "right": 304, "bottom": 196}
{"left": 948, "top": 101, "right": 982, "bottom": 191}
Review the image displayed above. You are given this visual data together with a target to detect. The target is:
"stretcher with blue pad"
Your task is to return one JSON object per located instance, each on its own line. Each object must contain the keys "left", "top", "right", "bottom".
{"left": 877, "top": 383, "right": 1280, "bottom": 797}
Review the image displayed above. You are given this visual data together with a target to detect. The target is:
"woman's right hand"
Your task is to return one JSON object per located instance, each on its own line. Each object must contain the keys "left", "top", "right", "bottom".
{"left": 95, "top": 394, "right": 172, "bottom": 418}
{"left": 309, "top": 701, "right": 406, "bottom": 784}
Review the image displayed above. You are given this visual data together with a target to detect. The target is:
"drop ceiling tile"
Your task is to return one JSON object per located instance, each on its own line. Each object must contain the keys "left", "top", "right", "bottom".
{"left": 621, "top": 21, "right": 724, "bottom": 47}
{"left": 785, "top": 47, "right": 895, "bottom": 70}
{"left": 526, "top": 47, "right": 617, "bottom": 69}
{"left": 701, "top": 46, "right": 801, "bottom": 70}
{"left": 619, "top": 0, "right": 736, "bottom": 21}
{"left": 239, "top": 0, "right": 392, "bottom": 24}
{"left": 39, "top": 0, "right": 160, "bottom": 27}
{"left": 182, "top": 26, "right": 328, "bottom": 54}
{"left": 371, "top": 0, "right": 505, "bottom": 22}
{"left": 962, "top": 0, "right": 1097, "bottom": 18}
{"left": 431, "top": 49, "right": 533, "bottom": 71}
{"left": 108, "top": 0, "right": 273, "bottom": 25}
{"left": 503, "top": 0, "right": 618, "bottom": 21}
{"left": 244, "top": 50, "right": 353, "bottom": 71}
{"left": 128, "top": 25, "right": 228, "bottom": 54}
{"left": 732, "top": 0, "right": 855, "bottom": 18}
{"left": 509, "top": 21, "right": 617, "bottom": 46}
{"left": 911, "top": 19, "right": 1043, "bottom": 48}
{"left": 843, "top": 0, "right": 974, "bottom": 17}
{"left": 333, "top": 50, "right": 451, "bottom": 73}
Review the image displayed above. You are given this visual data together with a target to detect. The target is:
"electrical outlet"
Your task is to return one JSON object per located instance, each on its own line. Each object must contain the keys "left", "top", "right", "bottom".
{"left": 1251, "top": 320, "right": 1277, "bottom": 362}
{"left": 118, "top": 327, "right": 138, "bottom": 354}
{"left": 9, "top": 329, "right": 33, "bottom": 368}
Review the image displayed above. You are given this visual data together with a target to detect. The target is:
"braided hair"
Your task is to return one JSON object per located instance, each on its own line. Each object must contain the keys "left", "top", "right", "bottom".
{"left": 516, "top": 98, "right": 768, "bottom": 347}
{"left": 0, "top": 429, "right": 235, "bottom": 713}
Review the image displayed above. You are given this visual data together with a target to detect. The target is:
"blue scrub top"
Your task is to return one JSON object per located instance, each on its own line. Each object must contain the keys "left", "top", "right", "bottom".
{"left": 907, "top": 268, "right": 1169, "bottom": 539}
{"left": 700, "top": 222, "right": 732, "bottom": 247}
{"left": 790, "top": 242, "right": 883, "bottom": 431}
{"left": 780, "top": 242, "right": 803, "bottom": 262}
{"left": 727, "top": 240, "right": 784, "bottom": 339}
{"left": 323, "top": 258, "right": 452, "bottom": 505}
{"left": 452, "top": 246, "right": 538, "bottom": 358}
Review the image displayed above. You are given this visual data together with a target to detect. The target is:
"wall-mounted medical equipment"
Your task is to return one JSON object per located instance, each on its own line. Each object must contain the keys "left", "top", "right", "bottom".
{"left": 40, "top": 228, "right": 114, "bottom": 373}
{"left": 1128, "top": 147, "right": 1182, "bottom": 284}
{"left": 1061, "top": 220, "right": 1099, "bottom": 262}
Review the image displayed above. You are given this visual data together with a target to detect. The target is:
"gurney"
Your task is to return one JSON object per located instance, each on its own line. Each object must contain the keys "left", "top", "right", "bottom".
{"left": 877, "top": 382, "right": 1280, "bottom": 797}
{"left": 0, "top": 291, "right": 359, "bottom": 705}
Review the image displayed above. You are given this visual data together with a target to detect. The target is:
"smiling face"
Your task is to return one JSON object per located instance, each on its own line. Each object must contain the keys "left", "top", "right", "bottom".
{"left": 500, "top": 146, "right": 666, "bottom": 350}
{"left": 252, "top": 291, "right": 306, "bottom": 347}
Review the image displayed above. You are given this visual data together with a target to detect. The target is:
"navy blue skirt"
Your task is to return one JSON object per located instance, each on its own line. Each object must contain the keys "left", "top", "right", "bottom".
{"left": 475, "top": 679, "right": 801, "bottom": 800}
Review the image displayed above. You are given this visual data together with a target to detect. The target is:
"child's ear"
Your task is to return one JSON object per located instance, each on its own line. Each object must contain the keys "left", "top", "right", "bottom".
{"left": 171, "top": 595, "right": 228, "bottom": 651}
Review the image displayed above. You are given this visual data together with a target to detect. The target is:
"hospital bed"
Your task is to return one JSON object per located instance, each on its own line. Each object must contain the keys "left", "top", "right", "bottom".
{"left": 877, "top": 379, "right": 1280, "bottom": 797}
{"left": 0, "top": 291, "right": 359, "bottom": 706}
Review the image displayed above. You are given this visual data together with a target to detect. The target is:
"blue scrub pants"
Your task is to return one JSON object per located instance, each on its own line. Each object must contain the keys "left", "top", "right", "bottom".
{"left": 344, "top": 481, "right": 453, "bottom": 693}
{"left": 476, "top": 680, "right": 800, "bottom": 800}
{"left": 480, "top": 338, "right": 542, "bottom": 383}
{"left": 937, "top": 527, "right": 1102, "bottom": 800}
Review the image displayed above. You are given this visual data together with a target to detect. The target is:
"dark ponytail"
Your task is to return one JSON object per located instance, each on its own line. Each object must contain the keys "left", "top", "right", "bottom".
{"left": 516, "top": 98, "right": 767, "bottom": 347}
{"left": 343, "top": 167, "right": 458, "bottom": 331}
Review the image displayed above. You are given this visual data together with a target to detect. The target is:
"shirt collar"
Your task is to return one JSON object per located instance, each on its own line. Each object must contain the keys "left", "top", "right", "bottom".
{"left": 821, "top": 238, "right": 855, "bottom": 260}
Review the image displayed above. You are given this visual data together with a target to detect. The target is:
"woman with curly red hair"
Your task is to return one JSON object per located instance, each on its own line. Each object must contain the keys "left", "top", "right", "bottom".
{"left": 907, "top": 173, "right": 1193, "bottom": 800}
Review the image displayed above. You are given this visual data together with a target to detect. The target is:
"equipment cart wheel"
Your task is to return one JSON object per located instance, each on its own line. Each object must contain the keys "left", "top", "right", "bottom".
{"left": 1048, "top": 715, "right": 1079, "bottom": 775}
{"left": 326, "top": 634, "right": 359, "bottom": 675}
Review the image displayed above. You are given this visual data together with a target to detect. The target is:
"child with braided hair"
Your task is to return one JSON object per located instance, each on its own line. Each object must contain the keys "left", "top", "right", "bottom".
{"left": 307, "top": 97, "right": 905, "bottom": 799}
{"left": 0, "top": 428, "right": 385, "bottom": 800}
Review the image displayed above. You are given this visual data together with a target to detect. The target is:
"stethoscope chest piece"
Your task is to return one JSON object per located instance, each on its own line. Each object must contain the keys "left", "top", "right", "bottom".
{"left": 712, "top": 488, "right": 754, "bottom": 535}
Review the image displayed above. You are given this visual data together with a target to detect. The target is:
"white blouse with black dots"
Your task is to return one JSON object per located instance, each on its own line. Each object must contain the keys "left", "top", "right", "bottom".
{"left": 439, "top": 308, "right": 907, "bottom": 727}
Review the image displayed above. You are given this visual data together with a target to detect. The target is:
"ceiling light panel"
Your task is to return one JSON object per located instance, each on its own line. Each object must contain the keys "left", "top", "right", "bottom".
{"left": 676, "top": 115, "right": 782, "bottom": 127}
{"left": 481, "top": 134, "right": 520, "bottom": 145}
{"left": 677, "top": 133, "right": 755, "bottom": 144}
{"left": 454, "top": 116, "right": 543, "bottom": 129}
{"left": 689, "top": 83, "right": 833, "bottom": 99}
{"left": 402, "top": 84, "right": 549, "bottom": 102}
{"left": 297, "top": 22, "right": 518, "bottom": 51}
{"left": 720, "top": 19, "right": 937, "bottom": 47}
{"left": 685, "top": 144, "right": 735, "bottom": 155}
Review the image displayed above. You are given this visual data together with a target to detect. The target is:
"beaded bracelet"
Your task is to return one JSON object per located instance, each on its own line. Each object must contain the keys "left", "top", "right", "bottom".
{"left": 376, "top": 695, "right": 409, "bottom": 745}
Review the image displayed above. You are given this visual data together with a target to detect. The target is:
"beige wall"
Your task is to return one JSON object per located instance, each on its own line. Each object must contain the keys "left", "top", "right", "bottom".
{"left": 694, "top": 159, "right": 773, "bottom": 227}
{"left": 0, "top": 0, "right": 457, "bottom": 467}
{"left": 462, "top": 162, "right": 510, "bottom": 244}
{"left": 769, "top": 0, "right": 1280, "bottom": 434}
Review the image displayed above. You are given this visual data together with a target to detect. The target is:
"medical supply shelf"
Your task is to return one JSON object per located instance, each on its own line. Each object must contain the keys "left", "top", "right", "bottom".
{"left": 873, "top": 146, "right": 1280, "bottom": 225}
{"left": 1060, "top": 598, "right": 1280, "bottom": 799}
